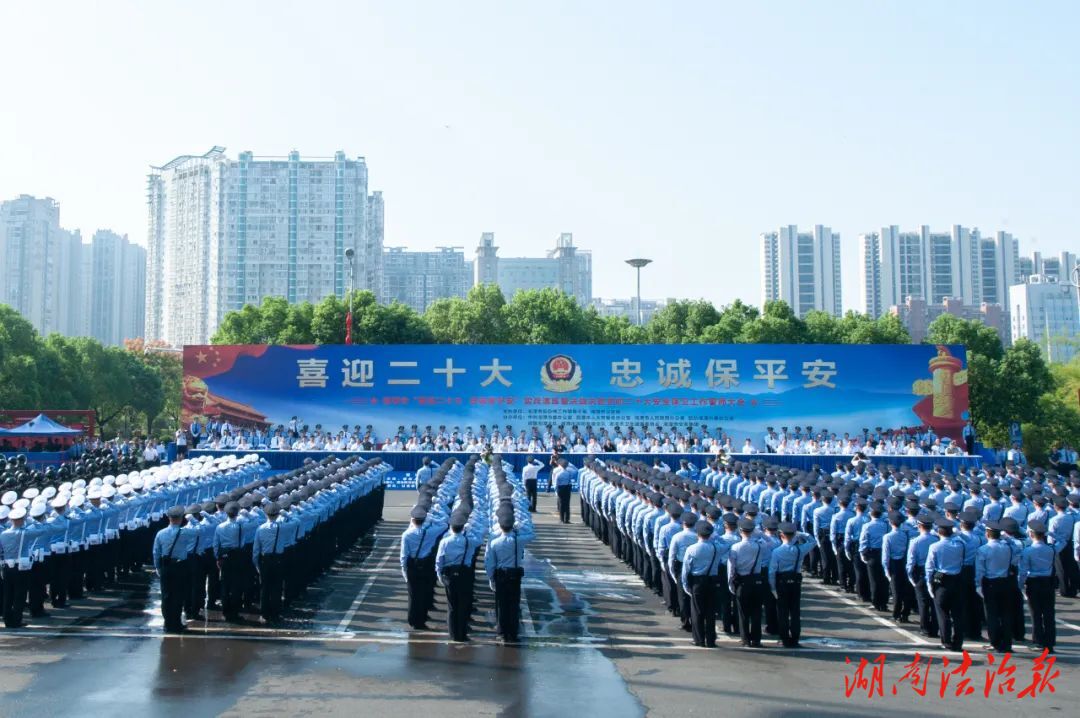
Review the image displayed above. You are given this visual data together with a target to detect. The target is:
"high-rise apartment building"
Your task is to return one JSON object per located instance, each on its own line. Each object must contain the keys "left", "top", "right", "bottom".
{"left": 145, "top": 147, "right": 383, "bottom": 346}
{"left": 760, "top": 225, "right": 842, "bottom": 317}
{"left": 0, "top": 195, "right": 85, "bottom": 336}
{"left": 859, "top": 225, "right": 1018, "bottom": 317}
{"left": 89, "top": 230, "right": 146, "bottom": 346}
{"left": 380, "top": 246, "right": 472, "bottom": 313}
{"left": 1010, "top": 275, "right": 1080, "bottom": 363}
{"left": 473, "top": 232, "right": 592, "bottom": 305}
{"left": 1, "top": 195, "right": 145, "bottom": 344}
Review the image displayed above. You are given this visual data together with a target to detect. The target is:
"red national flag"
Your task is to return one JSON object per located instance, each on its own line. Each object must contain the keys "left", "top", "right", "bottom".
{"left": 345, "top": 311, "right": 353, "bottom": 345}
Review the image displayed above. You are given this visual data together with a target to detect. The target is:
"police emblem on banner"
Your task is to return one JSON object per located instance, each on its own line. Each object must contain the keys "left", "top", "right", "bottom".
{"left": 541, "top": 354, "right": 582, "bottom": 393}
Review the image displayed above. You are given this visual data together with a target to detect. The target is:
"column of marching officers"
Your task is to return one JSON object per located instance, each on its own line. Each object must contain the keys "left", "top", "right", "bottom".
{"left": 580, "top": 457, "right": 1078, "bottom": 654}
{"left": 0, "top": 453, "right": 388, "bottom": 632}
{"left": 400, "top": 454, "right": 535, "bottom": 643}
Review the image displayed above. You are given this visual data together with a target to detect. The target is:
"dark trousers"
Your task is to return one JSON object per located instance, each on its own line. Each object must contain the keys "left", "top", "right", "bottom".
{"left": 2, "top": 566, "right": 27, "bottom": 627}
{"left": 775, "top": 573, "right": 802, "bottom": 646}
{"left": 982, "top": 577, "right": 1014, "bottom": 652}
{"left": 49, "top": 553, "right": 70, "bottom": 607}
{"left": 888, "top": 558, "right": 914, "bottom": 620}
{"left": 762, "top": 571, "right": 778, "bottom": 633}
{"left": 257, "top": 555, "right": 284, "bottom": 622}
{"left": 932, "top": 574, "right": 966, "bottom": 650}
{"left": 405, "top": 562, "right": 431, "bottom": 628}
{"left": 817, "top": 531, "right": 837, "bottom": 584}
{"left": 28, "top": 561, "right": 48, "bottom": 615}
{"left": 661, "top": 555, "right": 677, "bottom": 613}
{"left": 68, "top": 551, "right": 85, "bottom": 599}
{"left": 442, "top": 569, "right": 473, "bottom": 642}
{"left": 961, "top": 565, "right": 983, "bottom": 639}
{"left": 669, "top": 560, "right": 684, "bottom": 618}
{"left": 556, "top": 485, "right": 572, "bottom": 523}
{"left": 219, "top": 551, "right": 245, "bottom": 619}
{"left": 186, "top": 551, "right": 209, "bottom": 617}
{"left": 1056, "top": 542, "right": 1078, "bottom": 597}
{"left": 912, "top": 568, "right": 938, "bottom": 636}
{"left": 688, "top": 576, "right": 717, "bottom": 646}
{"left": 849, "top": 542, "right": 869, "bottom": 601}
{"left": 525, "top": 480, "right": 538, "bottom": 512}
{"left": 1025, "top": 576, "right": 1056, "bottom": 650}
{"left": 734, "top": 576, "right": 763, "bottom": 645}
{"left": 1010, "top": 570, "right": 1026, "bottom": 641}
{"left": 718, "top": 567, "right": 737, "bottom": 633}
{"left": 159, "top": 559, "right": 188, "bottom": 631}
{"left": 835, "top": 541, "right": 854, "bottom": 592}
{"left": 863, "top": 552, "right": 889, "bottom": 610}
{"left": 494, "top": 569, "right": 522, "bottom": 641}
{"left": 202, "top": 550, "right": 221, "bottom": 607}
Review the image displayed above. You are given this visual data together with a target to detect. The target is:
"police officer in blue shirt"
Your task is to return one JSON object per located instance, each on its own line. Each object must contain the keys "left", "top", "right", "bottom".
{"left": 668, "top": 511, "right": 699, "bottom": 631}
{"left": 253, "top": 502, "right": 287, "bottom": 624}
{"left": 768, "top": 521, "right": 817, "bottom": 648}
{"left": 551, "top": 458, "right": 577, "bottom": 524}
{"left": 400, "top": 506, "right": 442, "bottom": 630}
{"left": 485, "top": 507, "right": 525, "bottom": 643}
{"left": 925, "top": 517, "right": 966, "bottom": 651}
{"left": 435, "top": 509, "right": 478, "bottom": 642}
{"left": 680, "top": 520, "right": 722, "bottom": 647}
{"left": 153, "top": 505, "right": 194, "bottom": 633}
{"left": 858, "top": 502, "right": 890, "bottom": 611}
{"left": 0, "top": 507, "right": 30, "bottom": 627}
{"left": 415, "top": 457, "right": 434, "bottom": 492}
{"left": 882, "top": 511, "right": 913, "bottom": 623}
{"left": 728, "top": 517, "right": 766, "bottom": 647}
{"left": 1019, "top": 519, "right": 1056, "bottom": 652}
{"left": 1048, "top": 496, "right": 1078, "bottom": 598}
{"left": 975, "top": 520, "right": 1015, "bottom": 652}
{"left": 830, "top": 494, "right": 855, "bottom": 593}
{"left": 213, "top": 501, "right": 245, "bottom": 622}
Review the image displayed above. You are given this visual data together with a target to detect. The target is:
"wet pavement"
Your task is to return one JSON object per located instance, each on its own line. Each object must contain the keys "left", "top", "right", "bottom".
{"left": 0, "top": 492, "right": 1077, "bottom": 717}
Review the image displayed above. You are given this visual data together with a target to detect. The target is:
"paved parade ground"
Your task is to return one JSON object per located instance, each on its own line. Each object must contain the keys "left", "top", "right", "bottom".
{"left": 0, "top": 491, "right": 1076, "bottom": 717}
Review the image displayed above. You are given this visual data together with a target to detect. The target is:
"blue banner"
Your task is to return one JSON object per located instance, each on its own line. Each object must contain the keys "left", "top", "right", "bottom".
{"left": 182, "top": 344, "right": 968, "bottom": 445}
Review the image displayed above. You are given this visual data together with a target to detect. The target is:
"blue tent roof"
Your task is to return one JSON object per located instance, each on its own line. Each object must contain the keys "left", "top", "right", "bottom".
{"left": 0, "top": 413, "right": 83, "bottom": 437}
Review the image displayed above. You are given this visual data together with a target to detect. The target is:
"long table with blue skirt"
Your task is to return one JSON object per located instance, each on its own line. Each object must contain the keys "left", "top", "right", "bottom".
{"left": 186, "top": 449, "right": 982, "bottom": 490}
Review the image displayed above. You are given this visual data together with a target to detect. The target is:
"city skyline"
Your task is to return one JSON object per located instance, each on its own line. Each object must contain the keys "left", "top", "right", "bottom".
{"left": 2, "top": 2, "right": 1078, "bottom": 312}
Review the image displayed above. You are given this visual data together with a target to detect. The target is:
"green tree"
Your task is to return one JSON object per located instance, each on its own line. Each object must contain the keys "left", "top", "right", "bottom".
{"left": 646, "top": 300, "right": 722, "bottom": 344}
{"left": 803, "top": 310, "right": 844, "bottom": 344}
{"left": 424, "top": 285, "right": 510, "bottom": 344}
{"left": 925, "top": 314, "right": 1004, "bottom": 360}
{"left": 0, "top": 305, "right": 46, "bottom": 408}
{"left": 364, "top": 302, "right": 434, "bottom": 344}
{"left": 506, "top": 288, "right": 593, "bottom": 344}
{"left": 588, "top": 312, "right": 647, "bottom": 344}
{"left": 737, "top": 301, "right": 806, "bottom": 343}
{"left": 1021, "top": 393, "right": 1080, "bottom": 464}
{"left": 700, "top": 300, "right": 759, "bottom": 343}
{"left": 279, "top": 301, "right": 316, "bottom": 344}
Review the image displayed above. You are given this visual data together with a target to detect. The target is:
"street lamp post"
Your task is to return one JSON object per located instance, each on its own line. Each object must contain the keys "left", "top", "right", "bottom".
{"left": 345, "top": 248, "right": 356, "bottom": 344}
{"left": 625, "top": 258, "right": 652, "bottom": 326}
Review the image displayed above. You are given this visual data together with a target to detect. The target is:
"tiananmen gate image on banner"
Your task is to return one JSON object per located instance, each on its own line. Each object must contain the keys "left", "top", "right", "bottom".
{"left": 181, "top": 344, "right": 969, "bottom": 444}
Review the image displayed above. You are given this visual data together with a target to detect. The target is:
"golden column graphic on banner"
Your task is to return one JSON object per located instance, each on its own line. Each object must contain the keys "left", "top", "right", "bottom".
{"left": 912, "top": 346, "right": 967, "bottom": 420}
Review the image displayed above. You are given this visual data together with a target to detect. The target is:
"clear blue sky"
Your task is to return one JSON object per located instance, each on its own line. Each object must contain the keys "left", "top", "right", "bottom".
{"left": 1, "top": 1, "right": 1077, "bottom": 311}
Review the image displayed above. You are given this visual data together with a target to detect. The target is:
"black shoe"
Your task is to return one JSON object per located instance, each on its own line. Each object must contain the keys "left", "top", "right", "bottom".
{"left": 30, "top": 611, "right": 49, "bottom": 619}
{"left": 187, "top": 613, "right": 205, "bottom": 621}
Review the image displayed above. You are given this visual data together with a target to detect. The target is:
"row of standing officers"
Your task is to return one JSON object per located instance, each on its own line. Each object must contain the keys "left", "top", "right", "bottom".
{"left": 580, "top": 458, "right": 1074, "bottom": 653}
